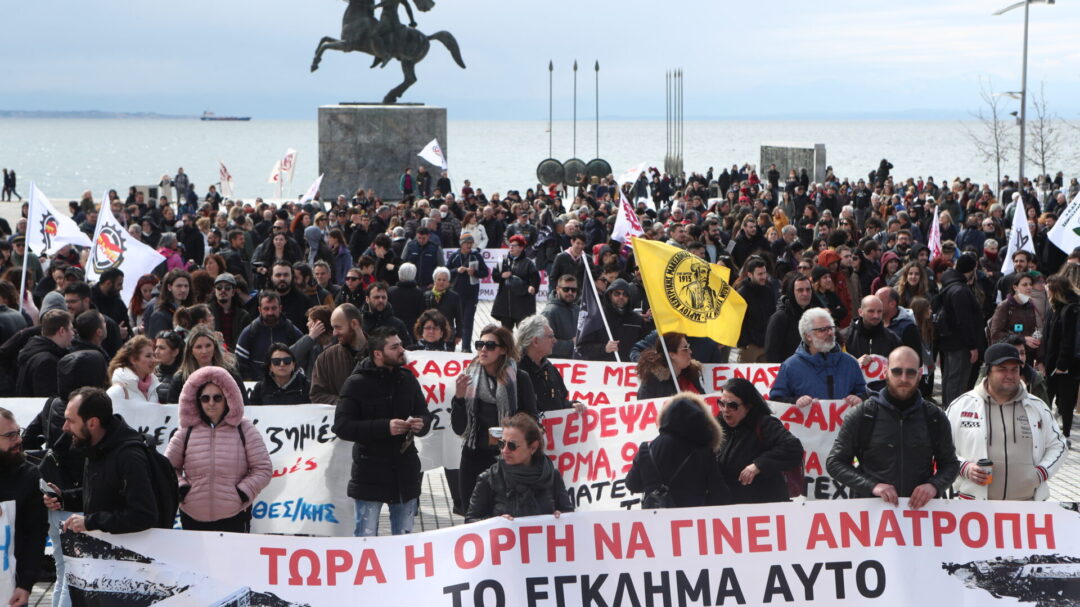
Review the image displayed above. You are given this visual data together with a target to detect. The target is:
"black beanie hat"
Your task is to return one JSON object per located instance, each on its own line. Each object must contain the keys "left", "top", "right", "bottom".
{"left": 955, "top": 254, "right": 977, "bottom": 274}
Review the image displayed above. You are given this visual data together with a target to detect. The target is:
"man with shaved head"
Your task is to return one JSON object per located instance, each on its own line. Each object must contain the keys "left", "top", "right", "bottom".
{"left": 827, "top": 346, "right": 959, "bottom": 509}
{"left": 841, "top": 295, "right": 902, "bottom": 366}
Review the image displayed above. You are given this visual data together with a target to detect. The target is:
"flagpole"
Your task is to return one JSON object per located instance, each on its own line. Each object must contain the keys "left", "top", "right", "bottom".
{"left": 18, "top": 183, "right": 33, "bottom": 312}
{"left": 583, "top": 257, "right": 620, "bottom": 363}
{"left": 658, "top": 333, "right": 681, "bottom": 394}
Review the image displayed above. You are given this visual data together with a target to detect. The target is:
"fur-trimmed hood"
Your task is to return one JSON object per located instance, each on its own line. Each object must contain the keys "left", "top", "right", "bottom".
{"left": 658, "top": 392, "right": 724, "bottom": 451}
{"left": 178, "top": 365, "right": 246, "bottom": 427}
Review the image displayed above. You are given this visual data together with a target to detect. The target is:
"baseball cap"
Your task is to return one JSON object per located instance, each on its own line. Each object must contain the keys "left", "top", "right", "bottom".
{"left": 984, "top": 343, "right": 1022, "bottom": 367}
{"left": 214, "top": 272, "right": 237, "bottom": 286}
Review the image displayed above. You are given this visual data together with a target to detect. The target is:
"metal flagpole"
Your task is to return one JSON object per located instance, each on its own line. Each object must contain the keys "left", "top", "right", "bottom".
{"left": 583, "top": 258, "right": 620, "bottom": 363}
{"left": 17, "top": 183, "right": 33, "bottom": 312}
{"left": 658, "top": 333, "right": 681, "bottom": 394}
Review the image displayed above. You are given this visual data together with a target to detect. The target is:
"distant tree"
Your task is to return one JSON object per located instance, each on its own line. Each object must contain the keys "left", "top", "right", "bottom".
{"left": 1027, "top": 82, "right": 1063, "bottom": 181}
{"left": 961, "top": 76, "right": 1014, "bottom": 196}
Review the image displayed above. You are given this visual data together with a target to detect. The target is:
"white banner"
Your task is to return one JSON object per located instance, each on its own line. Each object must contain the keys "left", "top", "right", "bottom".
{"left": 59, "top": 500, "right": 1080, "bottom": 606}
{"left": 447, "top": 248, "right": 551, "bottom": 302}
{"left": 0, "top": 500, "right": 14, "bottom": 604}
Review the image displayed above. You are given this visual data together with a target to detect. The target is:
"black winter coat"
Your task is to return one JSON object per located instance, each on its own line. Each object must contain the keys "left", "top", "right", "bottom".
{"left": 519, "top": 355, "right": 571, "bottom": 412}
{"left": 716, "top": 410, "right": 803, "bottom": 504}
{"left": 764, "top": 295, "right": 810, "bottom": 363}
{"left": 62, "top": 415, "right": 159, "bottom": 534}
{"left": 826, "top": 391, "right": 959, "bottom": 499}
{"left": 333, "top": 358, "right": 433, "bottom": 503}
{"left": 841, "top": 318, "right": 902, "bottom": 360}
{"left": 626, "top": 397, "right": 731, "bottom": 508}
{"left": 0, "top": 461, "right": 48, "bottom": 591}
{"left": 389, "top": 281, "right": 426, "bottom": 336}
{"left": 491, "top": 254, "right": 540, "bottom": 323}
{"left": 424, "top": 288, "right": 464, "bottom": 341}
{"left": 359, "top": 303, "right": 413, "bottom": 347}
{"left": 737, "top": 281, "right": 777, "bottom": 348}
{"left": 249, "top": 370, "right": 310, "bottom": 405}
{"left": 15, "top": 334, "right": 68, "bottom": 397}
{"left": 465, "top": 456, "right": 574, "bottom": 522}
{"left": 936, "top": 269, "right": 987, "bottom": 352}
{"left": 576, "top": 279, "right": 647, "bottom": 362}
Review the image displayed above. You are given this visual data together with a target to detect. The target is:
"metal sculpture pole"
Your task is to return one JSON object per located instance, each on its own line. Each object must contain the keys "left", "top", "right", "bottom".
{"left": 573, "top": 60, "right": 578, "bottom": 161}
{"left": 665, "top": 70, "right": 671, "bottom": 174}
{"left": 548, "top": 60, "right": 553, "bottom": 158}
{"left": 594, "top": 60, "right": 600, "bottom": 159}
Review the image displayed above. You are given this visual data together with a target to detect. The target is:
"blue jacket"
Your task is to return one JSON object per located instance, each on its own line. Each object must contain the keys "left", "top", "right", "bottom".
{"left": 401, "top": 239, "right": 445, "bottom": 288}
{"left": 769, "top": 343, "right": 867, "bottom": 403}
{"left": 446, "top": 249, "right": 489, "bottom": 303}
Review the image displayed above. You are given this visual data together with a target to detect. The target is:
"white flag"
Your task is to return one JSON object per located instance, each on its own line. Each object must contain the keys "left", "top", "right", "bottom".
{"left": 1000, "top": 209, "right": 1036, "bottom": 276}
{"left": 280, "top": 148, "right": 298, "bottom": 184}
{"left": 85, "top": 191, "right": 166, "bottom": 305}
{"left": 298, "top": 173, "right": 325, "bottom": 206}
{"left": 267, "top": 159, "right": 282, "bottom": 185}
{"left": 616, "top": 161, "right": 648, "bottom": 187}
{"left": 418, "top": 138, "right": 448, "bottom": 170}
{"left": 25, "top": 182, "right": 92, "bottom": 255}
{"left": 219, "top": 162, "right": 235, "bottom": 199}
{"left": 1048, "top": 189, "right": 1080, "bottom": 256}
{"left": 927, "top": 205, "right": 942, "bottom": 260}
{"left": 611, "top": 196, "right": 645, "bottom": 243}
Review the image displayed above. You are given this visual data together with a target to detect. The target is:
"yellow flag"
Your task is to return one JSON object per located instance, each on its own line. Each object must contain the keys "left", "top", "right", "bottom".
{"left": 632, "top": 237, "right": 747, "bottom": 347}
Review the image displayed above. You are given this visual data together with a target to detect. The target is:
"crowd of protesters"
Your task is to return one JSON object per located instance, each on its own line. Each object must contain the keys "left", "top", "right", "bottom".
{"left": 2, "top": 160, "right": 1079, "bottom": 606}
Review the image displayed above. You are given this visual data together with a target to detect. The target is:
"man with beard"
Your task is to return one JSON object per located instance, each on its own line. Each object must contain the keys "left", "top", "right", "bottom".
{"left": 947, "top": 343, "right": 1066, "bottom": 500}
{"left": 770, "top": 308, "right": 867, "bottom": 407}
{"left": 64, "top": 282, "right": 123, "bottom": 357}
{"left": 235, "top": 291, "right": 304, "bottom": 380}
{"left": 269, "top": 260, "right": 316, "bottom": 329}
{"left": 828, "top": 347, "right": 959, "bottom": 508}
{"left": 333, "top": 327, "right": 432, "bottom": 536}
{"left": 764, "top": 274, "right": 814, "bottom": 363}
{"left": 210, "top": 273, "right": 252, "bottom": 350}
{"left": 736, "top": 258, "right": 777, "bottom": 363}
{"left": 90, "top": 268, "right": 128, "bottom": 329}
{"left": 360, "top": 282, "right": 412, "bottom": 347}
{"left": 0, "top": 407, "right": 48, "bottom": 607}
{"left": 575, "top": 278, "right": 647, "bottom": 362}
{"left": 311, "top": 303, "right": 369, "bottom": 406}
{"left": 542, "top": 275, "right": 580, "bottom": 360}
{"left": 842, "top": 295, "right": 902, "bottom": 368}
{"left": 44, "top": 387, "right": 158, "bottom": 533}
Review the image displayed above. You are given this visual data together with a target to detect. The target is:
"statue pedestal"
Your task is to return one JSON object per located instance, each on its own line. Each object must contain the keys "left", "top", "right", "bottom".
{"left": 318, "top": 104, "right": 447, "bottom": 201}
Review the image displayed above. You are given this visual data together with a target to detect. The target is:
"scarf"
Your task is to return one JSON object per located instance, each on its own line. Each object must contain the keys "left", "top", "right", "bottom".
{"left": 431, "top": 287, "right": 446, "bottom": 302}
{"left": 460, "top": 360, "right": 518, "bottom": 450}
{"left": 137, "top": 374, "right": 153, "bottom": 399}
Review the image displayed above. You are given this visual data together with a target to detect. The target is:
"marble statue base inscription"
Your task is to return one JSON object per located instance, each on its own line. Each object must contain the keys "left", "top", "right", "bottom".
{"left": 318, "top": 104, "right": 447, "bottom": 201}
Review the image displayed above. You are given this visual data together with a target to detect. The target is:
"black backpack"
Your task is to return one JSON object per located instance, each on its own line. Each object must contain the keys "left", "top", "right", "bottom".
{"left": 639, "top": 442, "right": 695, "bottom": 509}
{"left": 139, "top": 436, "right": 181, "bottom": 529}
{"left": 931, "top": 285, "right": 954, "bottom": 340}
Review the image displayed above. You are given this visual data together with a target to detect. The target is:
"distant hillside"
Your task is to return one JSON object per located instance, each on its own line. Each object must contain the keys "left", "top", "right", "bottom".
{"left": 0, "top": 110, "right": 196, "bottom": 119}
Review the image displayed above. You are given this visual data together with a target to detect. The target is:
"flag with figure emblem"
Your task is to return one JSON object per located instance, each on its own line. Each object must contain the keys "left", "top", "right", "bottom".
{"left": 632, "top": 237, "right": 747, "bottom": 347}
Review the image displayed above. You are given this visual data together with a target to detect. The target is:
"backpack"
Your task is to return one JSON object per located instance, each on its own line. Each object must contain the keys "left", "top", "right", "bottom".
{"left": 639, "top": 442, "right": 694, "bottom": 509}
{"left": 140, "top": 436, "right": 181, "bottom": 529}
{"left": 931, "top": 285, "right": 955, "bottom": 340}
{"left": 755, "top": 422, "right": 804, "bottom": 499}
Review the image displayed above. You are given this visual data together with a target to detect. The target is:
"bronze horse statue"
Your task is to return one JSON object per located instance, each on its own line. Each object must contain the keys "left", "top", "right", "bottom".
{"left": 311, "top": 0, "right": 466, "bottom": 104}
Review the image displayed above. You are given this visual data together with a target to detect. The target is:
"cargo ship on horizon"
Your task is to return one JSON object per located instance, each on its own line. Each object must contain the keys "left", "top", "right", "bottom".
{"left": 200, "top": 111, "right": 251, "bottom": 121}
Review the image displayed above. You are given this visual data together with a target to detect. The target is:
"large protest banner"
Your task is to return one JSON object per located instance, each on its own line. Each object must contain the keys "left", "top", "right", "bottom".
{"left": 60, "top": 500, "right": 1080, "bottom": 606}
{"left": 0, "top": 501, "right": 14, "bottom": 603}
{"left": 453, "top": 248, "right": 550, "bottom": 302}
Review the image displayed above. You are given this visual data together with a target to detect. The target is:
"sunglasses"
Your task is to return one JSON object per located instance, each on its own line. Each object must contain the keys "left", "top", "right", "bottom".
{"left": 345, "top": 275, "right": 361, "bottom": 282}
{"left": 474, "top": 340, "right": 501, "bottom": 351}
{"left": 214, "top": 284, "right": 234, "bottom": 291}
{"left": 271, "top": 357, "right": 294, "bottom": 366}
{"left": 560, "top": 287, "right": 578, "bottom": 293}
{"left": 889, "top": 367, "right": 919, "bottom": 378}
{"left": 497, "top": 440, "right": 520, "bottom": 451}
{"left": 199, "top": 393, "right": 225, "bottom": 404}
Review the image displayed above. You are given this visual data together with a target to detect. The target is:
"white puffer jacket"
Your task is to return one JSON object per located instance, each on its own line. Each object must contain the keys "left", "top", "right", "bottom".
{"left": 106, "top": 366, "right": 162, "bottom": 403}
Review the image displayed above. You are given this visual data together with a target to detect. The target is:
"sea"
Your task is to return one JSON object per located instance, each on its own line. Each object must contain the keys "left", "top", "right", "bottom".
{"left": 1, "top": 118, "right": 1073, "bottom": 201}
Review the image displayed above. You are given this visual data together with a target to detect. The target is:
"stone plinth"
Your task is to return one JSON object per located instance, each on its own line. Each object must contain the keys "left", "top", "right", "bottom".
{"left": 319, "top": 104, "right": 447, "bottom": 201}
{"left": 760, "top": 143, "right": 827, "bottom": 184}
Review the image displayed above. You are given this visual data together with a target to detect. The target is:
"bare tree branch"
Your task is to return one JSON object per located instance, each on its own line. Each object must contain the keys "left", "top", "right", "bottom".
{"left": 1027, "top": 81, "right": 1062, "bottom": 180}
{"left": 961, "top": 76, "right": 1014, "bottom": 195}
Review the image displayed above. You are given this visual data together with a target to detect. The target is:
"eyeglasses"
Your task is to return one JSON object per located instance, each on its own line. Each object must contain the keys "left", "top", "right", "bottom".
{"left": 497, "top": 440, "right": 519, "bottom": 451}
{"left": 560, "top": 287, "right": 578, "bottom": 293}
{"left": 810, "top": 325, "right": 836, "bottom": 333}
{"left": 720, "top": 400, "right": 741, "bottom": 411}
{"left": 271, "top": 357, "right": 294, "bottom": 366}
{"left": 798, "top": 265, "right": 811, "bottom": 271}
{"left": 678, "top": 344, "right": 691, "bottom": 351}
{"left": 0, "top": 429, "right": 21, "bottom": 440}
{"left": 889, "top": 367, "right": 919, "bottom": 379}
{"left": 474, "top": 340, "right": 501, "bottom": 351}
{"left": 214, "top": 284, "right": 234, "bottom": 291}
{"left": 199, "top": 393, "right": 225, "bottom": 404}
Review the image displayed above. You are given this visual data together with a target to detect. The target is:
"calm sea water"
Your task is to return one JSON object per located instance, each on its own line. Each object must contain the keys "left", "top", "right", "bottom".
{"left": 0, "top": 118, "right": 1071, "bottom": 200}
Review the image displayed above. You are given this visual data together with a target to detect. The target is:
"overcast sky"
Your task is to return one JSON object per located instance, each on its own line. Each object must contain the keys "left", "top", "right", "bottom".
{"left": 4, "top": 0, "right": 1079, "bottom": 120}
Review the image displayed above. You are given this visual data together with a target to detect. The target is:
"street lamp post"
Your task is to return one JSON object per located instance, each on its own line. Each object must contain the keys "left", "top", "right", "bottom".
{"left": 993, "top": 0, "right": 1054, "bottom": 189}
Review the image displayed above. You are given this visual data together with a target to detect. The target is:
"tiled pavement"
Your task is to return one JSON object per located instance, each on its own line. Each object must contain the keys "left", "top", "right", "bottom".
{"left": 27, "top": 300, "right": 1080, "bottom": 604}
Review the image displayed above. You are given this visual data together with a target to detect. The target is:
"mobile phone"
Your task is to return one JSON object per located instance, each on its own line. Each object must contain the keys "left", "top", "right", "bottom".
{"left": 39, "top": 478, "right": 57, "bottom": 498}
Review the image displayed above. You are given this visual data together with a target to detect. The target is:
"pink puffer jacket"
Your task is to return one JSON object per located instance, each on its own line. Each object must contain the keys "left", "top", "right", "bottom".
{"left": 165, "top": 366, "right": 272, "bottom": 523}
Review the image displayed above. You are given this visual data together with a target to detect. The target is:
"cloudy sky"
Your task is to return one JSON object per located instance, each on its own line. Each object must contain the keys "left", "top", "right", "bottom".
{"left": 4, "top": 0, "right": 1079, "bottom": 120}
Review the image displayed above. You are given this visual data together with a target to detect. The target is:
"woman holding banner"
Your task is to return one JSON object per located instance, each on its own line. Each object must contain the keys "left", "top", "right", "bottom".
{"left": 636, "top": 333, "right": 704, "bottom": 400}
{"left": 715, "top": 377, "right": 804, "bottom": 503}
{"left": 451, "top": 324, "right": 537, "bottom": 510}
{"left": 465, "top": 413, "right": 573, "bottom": 522}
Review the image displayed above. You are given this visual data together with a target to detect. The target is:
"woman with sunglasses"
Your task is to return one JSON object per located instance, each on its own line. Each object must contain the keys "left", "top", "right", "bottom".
{"left": 105, "top": 336, "right": 161, "bottom": 403}
{"left": 165, "top": 365, "right": 272, "bottom": 532}
{"left": 465, "top": 412, "right": 573, "bottom": 522}
{"left": 715, "top": 377, "right": 804, "bottom": 504}
{"left": 636, "top": 332, "right": 704, "bottom": 400}
{"left": 249, "top": 343, "right": 310, "bottom": 405}
{"left": 451, "top": 324, "right": 537, "bottom": 510}
{"left": 626, "top": 392, "right": 731, "bottom": 508}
